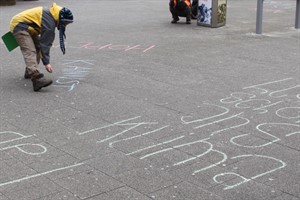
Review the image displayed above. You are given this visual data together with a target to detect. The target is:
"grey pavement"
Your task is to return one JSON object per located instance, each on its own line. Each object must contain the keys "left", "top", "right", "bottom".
{"left": 0, "top": 0, "right": 299, "bottom": 199}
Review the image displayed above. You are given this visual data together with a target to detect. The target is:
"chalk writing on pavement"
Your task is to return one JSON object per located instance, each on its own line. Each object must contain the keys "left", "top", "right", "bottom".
{"left": 78, "top": 77, "right": 299, "bottom": 190}
{"left": 52, "top": 42, "right": 155, "bottom": 53}
{"left": 53, "top": 60, "right": 95, "bottom": 92}
{"left": 0, "top": 130, "right": 83, "bottom": 187}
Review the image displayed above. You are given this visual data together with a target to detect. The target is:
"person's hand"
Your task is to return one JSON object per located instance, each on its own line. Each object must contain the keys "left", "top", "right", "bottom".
{"left": 45, "top": 64, "right": 53, "bottom": 73}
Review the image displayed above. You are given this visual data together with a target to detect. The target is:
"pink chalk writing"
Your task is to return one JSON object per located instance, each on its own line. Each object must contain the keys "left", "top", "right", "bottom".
{"left": 52, "top": 42, "right": 155, "bottom": 53}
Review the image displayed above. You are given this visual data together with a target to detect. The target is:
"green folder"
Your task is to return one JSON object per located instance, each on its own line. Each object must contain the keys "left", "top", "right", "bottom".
{"left": 1, "top": 31, "right": 19, "bottom": 52}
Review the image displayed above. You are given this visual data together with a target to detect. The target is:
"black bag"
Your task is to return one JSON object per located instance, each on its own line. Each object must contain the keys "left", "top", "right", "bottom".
{"left": 191, "top": 0, "right": 198, "bottom": 19}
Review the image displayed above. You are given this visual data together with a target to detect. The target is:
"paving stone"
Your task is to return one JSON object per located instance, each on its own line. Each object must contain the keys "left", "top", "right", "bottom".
{"left": 36, "top": 190, "right": 81, "bottom": 200}
{"left": 261, "top": 171, "right": 300, "bottom": 198}
{"left": 58, "top": 135, "right": 117, "bottom": 160}
{"left": 114, "top": 167, "right": 181, "bottom": 194}
{"left": 208, "top": 180, "right": 282, "bottom": 200}
{"left": 168, "top": 161, "right": 230, "bottom": 190}
{"left": 3, "top": 177, "right": 62, "bottom": 200}
{"left": 53, "top": 170, "right": 124, "bottom": 199}
{"left": 273, "top": 193, "right": 300, "bottom": 200}
{"left": 86, "top": 151, "right": 148, "bottom": 177}
{"left": 88, "top": 186, "right": 153, "bottom": 200}
{"left": 149, "top": 181, "right": 223, "bottom": 200}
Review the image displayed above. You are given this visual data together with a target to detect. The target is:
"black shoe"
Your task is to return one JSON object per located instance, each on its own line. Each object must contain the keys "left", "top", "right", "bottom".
{"left": 32, "top": 74, "right": 52, "bottom": 92}
{"left": 186, "top": 20, "right": 191, "bottom": 24}
{"left": 24, "top": 69, "right": 30, "bottom": 79}
{"left": 171, "top": 19, "right": 179, "bottom": 24}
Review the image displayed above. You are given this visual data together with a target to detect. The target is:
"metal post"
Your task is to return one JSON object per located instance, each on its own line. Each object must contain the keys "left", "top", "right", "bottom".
{"left": 256, "top": 0, "right": 264, "bottom": 34}
{"left": 296, "top": 0, "right": 300, "bottom": 28}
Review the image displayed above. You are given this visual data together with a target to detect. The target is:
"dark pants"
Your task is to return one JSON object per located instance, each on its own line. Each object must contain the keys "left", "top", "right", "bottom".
{"left": 169, "top": 0, "right": 191, "bottom": 21}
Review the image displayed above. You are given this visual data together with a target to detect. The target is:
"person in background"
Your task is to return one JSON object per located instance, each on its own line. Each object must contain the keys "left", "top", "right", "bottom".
{"left": 9, "top": 3, "right": 73, "bottom": 91}
{"left": 169, "top": 0, "right": 192, "bottom": 24}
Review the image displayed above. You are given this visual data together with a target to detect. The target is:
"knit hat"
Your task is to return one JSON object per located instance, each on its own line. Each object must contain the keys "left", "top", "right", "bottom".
{"left": 58, "top": 7, "right": 73, "bottom": 54}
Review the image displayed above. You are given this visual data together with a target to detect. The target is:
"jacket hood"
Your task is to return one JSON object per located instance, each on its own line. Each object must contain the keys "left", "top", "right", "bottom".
{"left": 50, "top": 2, "right": 62, "bottom": 24}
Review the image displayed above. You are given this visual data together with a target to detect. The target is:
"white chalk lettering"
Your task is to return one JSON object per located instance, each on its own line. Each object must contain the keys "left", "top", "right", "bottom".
{"left": 53, "top": 60, "right": 94, "bottom": 92}
{"left": 0, "top": 131, "right": 47, "bottom": 155}
{"left": 242, "top": 78, "right": 293, "bottom": 94}
{"left": 75, "top": 77, "right": 298, "bottom": 191}
{"left": 214, "top": 154, "right": 286, "bottom": 190}
{"left": 0, "top": 163, "right": 84, "bottom": 187}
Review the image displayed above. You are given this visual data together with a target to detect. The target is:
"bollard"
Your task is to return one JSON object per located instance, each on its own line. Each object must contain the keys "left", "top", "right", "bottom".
{"left": 256, "top": 0, "right": 299, "bottom": 33}
{"left": 256, "top": 0, "right": 264, "bottom": 34}
{"left": 296, "top": 0, "right": 300, "bottom": 28}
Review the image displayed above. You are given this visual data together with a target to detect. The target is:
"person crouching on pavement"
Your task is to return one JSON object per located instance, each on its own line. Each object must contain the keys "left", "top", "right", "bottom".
{"left": 169, "top": 0, "right": 192, "bottom": 24}
{"left": 9, "top": 3, "right": 73, "bottom": 92}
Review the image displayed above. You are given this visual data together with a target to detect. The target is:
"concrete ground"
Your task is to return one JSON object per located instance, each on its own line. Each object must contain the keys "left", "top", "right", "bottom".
{"left": 0, "top": 0, "right": 299, "bottom": 199}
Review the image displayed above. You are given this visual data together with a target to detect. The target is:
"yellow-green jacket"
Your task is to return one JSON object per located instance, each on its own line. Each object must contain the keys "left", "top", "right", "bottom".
{"left": 10, "top": 3, "right": 63, "bottom": 65}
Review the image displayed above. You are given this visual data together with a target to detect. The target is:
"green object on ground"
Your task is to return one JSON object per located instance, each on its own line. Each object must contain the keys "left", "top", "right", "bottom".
{"left": 1, "top": 31, "right": 19, "bottom": 52}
